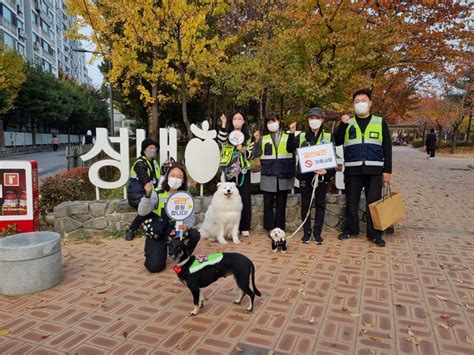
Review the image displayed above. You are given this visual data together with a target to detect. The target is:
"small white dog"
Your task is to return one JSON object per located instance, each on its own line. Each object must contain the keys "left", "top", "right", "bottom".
{"left": 199, "top": 182, "right": 243, "bottom": 245}
{"left": 269, "top": 228, "right": 287, "bottom": 253}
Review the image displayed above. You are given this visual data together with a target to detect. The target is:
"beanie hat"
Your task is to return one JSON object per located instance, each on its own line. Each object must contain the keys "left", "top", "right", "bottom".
{"left": 141, "top": 138, "right": 157, "bottom": 156}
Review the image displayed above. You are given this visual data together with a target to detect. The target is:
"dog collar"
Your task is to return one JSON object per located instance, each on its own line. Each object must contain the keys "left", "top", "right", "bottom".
{"left": 177, "top": 257, "right": 190, "bottom": 266}
{"left": 173, "top": 265, "right": 182, "bottom": 275}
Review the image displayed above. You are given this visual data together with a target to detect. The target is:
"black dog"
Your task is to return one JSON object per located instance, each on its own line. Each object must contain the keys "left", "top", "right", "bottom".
{"left": 168, "top": 237, "right": 261, "bottom": 317}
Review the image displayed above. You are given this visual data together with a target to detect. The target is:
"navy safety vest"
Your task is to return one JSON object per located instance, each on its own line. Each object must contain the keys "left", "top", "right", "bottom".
{"left": 260, "top": 132, "right": 295, "bottom": 179}
{"left": 343, "top": 115, "right": 384, "bottom": 167}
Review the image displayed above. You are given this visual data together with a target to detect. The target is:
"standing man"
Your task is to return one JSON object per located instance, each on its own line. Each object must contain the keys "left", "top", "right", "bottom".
{"left": 335, "top": 89, "right": 392, "bottom": 247}
{"left": 425, "top": 129, "right": 437, "bottom": 159}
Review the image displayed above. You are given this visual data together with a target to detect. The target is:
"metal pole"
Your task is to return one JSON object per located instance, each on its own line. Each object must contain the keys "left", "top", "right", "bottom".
{"left": 108, "top": 78, "right": 114, "bottom": 135}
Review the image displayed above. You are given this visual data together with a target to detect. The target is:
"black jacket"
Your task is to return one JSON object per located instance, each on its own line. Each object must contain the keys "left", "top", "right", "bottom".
{"left": 286, "top": 130, "right": 336, "bottom": 183}
{"left": 134, "top": 157, "right": 158, "bottom": 187}
{"left": 425, "top": 133, "right": 437, "bottom": 150}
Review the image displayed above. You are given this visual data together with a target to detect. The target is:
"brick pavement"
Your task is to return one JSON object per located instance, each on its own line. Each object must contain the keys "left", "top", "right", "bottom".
{"left": 1, "top": 146, "right": 473, "bottom": 354}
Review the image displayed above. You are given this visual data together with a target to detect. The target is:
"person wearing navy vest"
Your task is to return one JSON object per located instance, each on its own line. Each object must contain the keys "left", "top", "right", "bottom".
{"left": 252, "top": 112, "right": 295, "bottom": 233}
{"left": 286, "top": 107, "right": 336, "bottom": 245}
{"left": 125, "top": 138, "right": 161, "bottom": 241}
{"left": 138, "top": 163, "right": 200, "bottom": 273}
{"left": 334, "top": 89, "right": 392, "bottom": 247}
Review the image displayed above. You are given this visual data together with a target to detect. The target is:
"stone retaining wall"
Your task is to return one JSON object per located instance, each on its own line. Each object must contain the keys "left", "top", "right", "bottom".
{"left": 49, "top": 194, "right": 369, "bottom": 238}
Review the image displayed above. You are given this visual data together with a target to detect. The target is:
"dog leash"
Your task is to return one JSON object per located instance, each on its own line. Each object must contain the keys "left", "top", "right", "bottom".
{"left": 285, "top": 174, "right": 320, "bottom": 240}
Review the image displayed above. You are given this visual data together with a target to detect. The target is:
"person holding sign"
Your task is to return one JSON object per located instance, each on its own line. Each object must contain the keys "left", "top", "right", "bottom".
{"left": 334, "top": 89, "right": 392, "bottom": 247}
{"left": 287, "top": 107, "right": 336, "bottom": 245}
{"left": 252, "top": 112, "right": 295, "bottom": 233}
{"left": 217, "top": 111, "right": 255, "bottom": 237}
{"left": 138, "top": 163, "right": 200, "bottom": 273}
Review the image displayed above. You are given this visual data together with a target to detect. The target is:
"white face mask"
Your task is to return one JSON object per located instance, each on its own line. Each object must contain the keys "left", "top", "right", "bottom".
{"left": 168, "top": 177, "right": 183, "bottom": 190}
{"left": 145, "top": 149, "right": 156, "bottom": 159}
{"left": 267, "top": 122, "right": 280, "bottom": 132}
{"left": 354, "top": 102, "right": 370, "bottom": 116}
{"left": 308, "top": 119, "right": 322, "bottom": 130}
{"left": 233, "top": 120, "right": 244, "bottom": 129}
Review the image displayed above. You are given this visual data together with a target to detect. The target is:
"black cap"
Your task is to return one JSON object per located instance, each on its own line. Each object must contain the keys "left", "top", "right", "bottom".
{"left": 141, "top": 138, "right": 157, "bottom": 156}
{"left": 307, "top": 107, "right": 323, "bottom": 118}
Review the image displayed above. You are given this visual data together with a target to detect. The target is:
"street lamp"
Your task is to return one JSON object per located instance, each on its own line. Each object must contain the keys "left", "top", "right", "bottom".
{"left": 72, "top": 48, "right": 114, "bottom": 135}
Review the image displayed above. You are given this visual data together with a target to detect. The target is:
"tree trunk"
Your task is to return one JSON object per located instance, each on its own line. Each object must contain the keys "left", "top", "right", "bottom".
{"left": 259, "top": 88, "right": 264, "bottom": 131}
{"left": 466, "top": 104, "right": 472, "bottom": 143}
{"left": 0, "top": 119, "right": 4, "bottom": 148}
{"left": 148, "top": 85, "right": 159, "bottom": 141}
{"left": 450, "top": 126, "right": 457, "bottom": 154}
{"left": 31, "top": 117, "right": 36, "bottom": 146}
{"left": 179, "top": 66, "right": 192, "bottom": 141}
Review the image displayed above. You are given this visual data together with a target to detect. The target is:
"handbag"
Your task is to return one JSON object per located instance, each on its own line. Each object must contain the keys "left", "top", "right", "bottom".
{"left": 368, "top": 183, "right": 406, "bottom": 231}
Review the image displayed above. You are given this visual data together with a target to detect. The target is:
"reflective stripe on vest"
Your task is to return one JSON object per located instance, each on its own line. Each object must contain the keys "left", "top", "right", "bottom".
{"left": 260, "top": 133, "right": 293, "bottom": 160}
{"left": 343, "top": 115, "right": 384, "bottom": 167}
{"left": 153, "top": 190, "right": 169, "bottom": 216}
{"left": 130, "top": 157, "right": 161, "bottom": 182}
{"left": 298, "top": 131, "right": 332, "bottom": 147}
{"left": 220, "top": 139, "right": 252, "bottom": 169}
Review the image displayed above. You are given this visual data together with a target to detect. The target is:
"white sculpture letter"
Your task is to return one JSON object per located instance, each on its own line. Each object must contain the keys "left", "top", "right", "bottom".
{"left": 184, "top": 121, "right": 220, "bottom": 184}
{"left": 80, "top": 127, "right": 130, "bottom": 190}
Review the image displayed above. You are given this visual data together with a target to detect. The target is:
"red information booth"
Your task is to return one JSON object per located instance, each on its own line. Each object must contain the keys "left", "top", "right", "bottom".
{"left": 0, "top": 161, "right": 39, "bottom": 233}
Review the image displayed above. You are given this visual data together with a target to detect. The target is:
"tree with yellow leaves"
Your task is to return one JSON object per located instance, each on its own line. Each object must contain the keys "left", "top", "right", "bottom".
{"left": 67, "top": 0, "right": 232, "bottom": 140}
{"left": 0, "top": 43, "right": 26, "bottom": 114}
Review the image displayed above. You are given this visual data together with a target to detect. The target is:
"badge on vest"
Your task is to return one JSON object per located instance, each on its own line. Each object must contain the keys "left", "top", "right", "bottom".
{"left": 369, "top": 132, "right": 380, "bottom": 139}
{"left": 349, "top": 126, "right": 357, "bottom": 139}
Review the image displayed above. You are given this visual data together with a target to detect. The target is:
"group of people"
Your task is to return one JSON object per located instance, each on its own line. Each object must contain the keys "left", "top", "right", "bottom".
{"left": 126, "top": 88, "right": 393, "bottom": 273}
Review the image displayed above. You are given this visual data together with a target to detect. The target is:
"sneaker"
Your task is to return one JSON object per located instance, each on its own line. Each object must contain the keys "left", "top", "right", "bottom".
{"left": 314, "top": 236, "right": 324, "bottom": 245}
{"left": 301, "top": 234, "right": 311, "bottom": 244}
{"left": 372, "top": 238, "right": 386, "bottom": 247}
{"left": 338, "top": 233, "right": 350, "bottom": 240}
{"left": 125, "top": 229, "right": 134, "bottom": 241}
{"left": 241, "top": 231, "right": 250, "bottom": 237}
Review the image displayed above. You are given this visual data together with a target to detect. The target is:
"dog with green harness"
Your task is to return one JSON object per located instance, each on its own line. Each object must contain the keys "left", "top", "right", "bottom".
{"left": 168, "top": 237, "right": 261, "bottom": 317}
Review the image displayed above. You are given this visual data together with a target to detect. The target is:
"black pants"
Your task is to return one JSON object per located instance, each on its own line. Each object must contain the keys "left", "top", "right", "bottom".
{"left": 53, "top": 144, "right": 58, "bottom": 151}
{"left": 144, "top": 228, "right": 200, "bottom": 273}
{"left": 300, "top": 179, "right": 329, "bottom": 237}
{"left": 427, "top": 149, "right": 435, "bottom": 158}
{"left": 343, "top": 174, "right": 383, "bottom": 240}
{"left": 129, "top": 214, "right": 146, "bottom": 233}
{"left": 226, "top": 172, "right": 251, "bottom": 231}
{"left": 263, "top": 190, "right": 289, "bottom": 231}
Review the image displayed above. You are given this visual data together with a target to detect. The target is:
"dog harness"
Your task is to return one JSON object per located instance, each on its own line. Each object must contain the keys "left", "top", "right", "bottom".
{"left": 189, "top": 253, "right": 224, "bottom": 274}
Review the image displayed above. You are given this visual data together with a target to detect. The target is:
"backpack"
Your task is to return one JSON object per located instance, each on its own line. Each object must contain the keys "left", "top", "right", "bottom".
{"left": 223, "top": 150, "right": 241, "bottom": 181}
{"left": 127, "top": 179, "right": 145, "bottom": 209}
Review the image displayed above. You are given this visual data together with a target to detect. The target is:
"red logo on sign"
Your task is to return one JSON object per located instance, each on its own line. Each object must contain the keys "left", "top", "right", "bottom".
{"left": 3, "top": 173, "right": 19, "bottom": 186}
{"left": 304, "top": 160, "right": 313, "bottom": 168}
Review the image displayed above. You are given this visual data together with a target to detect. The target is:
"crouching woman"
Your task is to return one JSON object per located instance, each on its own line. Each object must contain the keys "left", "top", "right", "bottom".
{"left": 138, "top": 163, "right": 200, "bottom": 273}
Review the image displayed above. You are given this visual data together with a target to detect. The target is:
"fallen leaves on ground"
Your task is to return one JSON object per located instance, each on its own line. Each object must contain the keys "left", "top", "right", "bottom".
{"left": 0, "top": 329, "right": 11, "bottom": 336}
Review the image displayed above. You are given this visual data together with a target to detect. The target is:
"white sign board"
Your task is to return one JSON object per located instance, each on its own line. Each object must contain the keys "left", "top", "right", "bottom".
{"left": 165, "top": 191, "right": 195, "bottom": 221}
{"left": 297, "top": 142, "right": 337, "bottom": 174}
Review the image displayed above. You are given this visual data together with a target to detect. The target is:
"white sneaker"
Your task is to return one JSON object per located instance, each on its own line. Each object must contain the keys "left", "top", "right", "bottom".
{"left": 241, "top": 231, "right": 250, "bottom": 237}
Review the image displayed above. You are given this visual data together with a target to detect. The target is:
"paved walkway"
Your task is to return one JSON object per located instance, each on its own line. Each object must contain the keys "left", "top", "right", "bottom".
{"left": 1, "top": 147, "right": 473, "bottom": 354}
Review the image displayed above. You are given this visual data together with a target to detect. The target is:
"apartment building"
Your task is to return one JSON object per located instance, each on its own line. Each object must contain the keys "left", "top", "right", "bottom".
{"left": 0, "top": 0, "right": 91, "bottom": 85}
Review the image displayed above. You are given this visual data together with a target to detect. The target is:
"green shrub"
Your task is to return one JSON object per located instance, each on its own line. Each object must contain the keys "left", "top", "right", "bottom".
{"left": 40, "top": 168, "right": 95, "bottom": 215}
{"left": 411, "top": 138, "right": 423, "bottom": 148}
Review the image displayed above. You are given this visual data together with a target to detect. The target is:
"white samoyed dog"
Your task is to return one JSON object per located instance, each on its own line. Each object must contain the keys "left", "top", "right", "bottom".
{"left": 199, "top": 182, "right": 243, "bottom": 245}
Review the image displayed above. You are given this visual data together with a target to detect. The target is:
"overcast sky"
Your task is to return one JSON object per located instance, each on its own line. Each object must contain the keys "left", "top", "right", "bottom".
{"left": 80, "top": 27, "right": 104, "bottom": 88}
